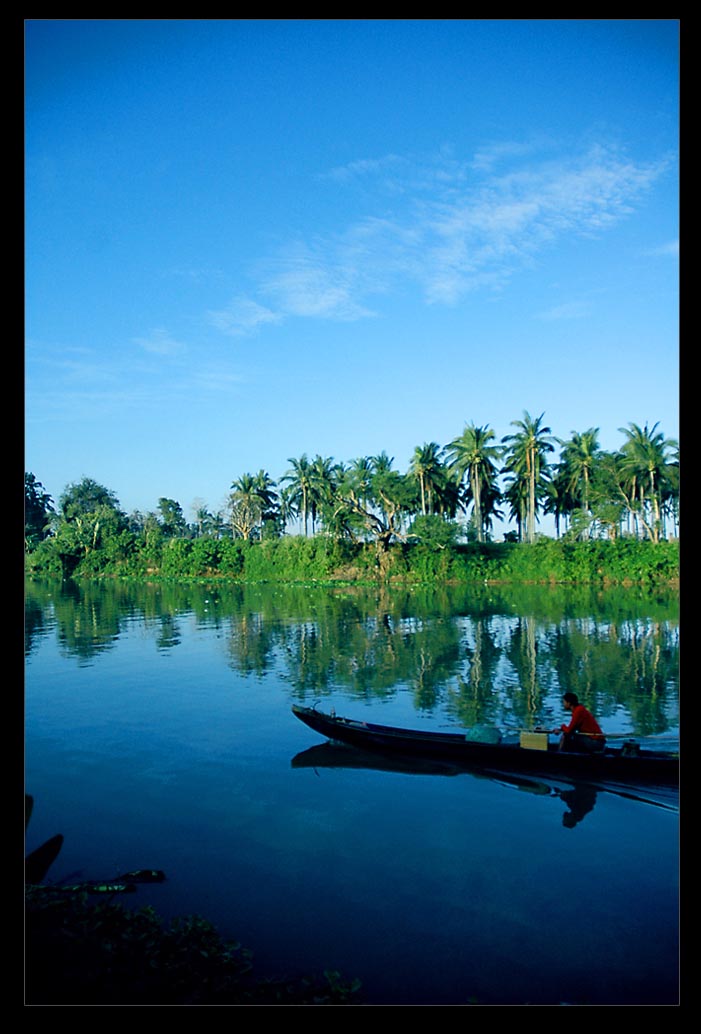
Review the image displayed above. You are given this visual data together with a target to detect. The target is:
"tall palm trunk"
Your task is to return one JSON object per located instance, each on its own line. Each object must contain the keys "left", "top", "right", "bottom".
{"left": 471, "top": 470, "right": 482, "bottom": 543}
{"left": 527, "top": 447, "right": 536, "bottom": 544}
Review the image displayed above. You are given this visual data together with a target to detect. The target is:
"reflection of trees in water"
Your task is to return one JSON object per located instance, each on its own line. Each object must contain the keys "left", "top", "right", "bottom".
{"left": 447, "top": 617, "right": 503, "bottom": 727}
{"left": 26, "top": 579, "right": 122, "bottom": 664}
{"left": 24, "top": 580, "right": 679, "bottom": 734}
{"left": 280, "top": 609, "right": 463, "bottom": 707}
{"left": 544, "top": 618, "right": 678, "bottom": 737}
{"left": 155, "top": 615, "right": 181, "bottom": 652}
{"left": 227, "top": 612, "right": 275, "bottom": 676}
{"left": 25, "top": 594, "right": 53, "bottom": 658}
{"left": 504, "top": 615, "right": 548, "bottom": 726}
{"left": 617, "top": 619, "right": 679, "bottom": 736}
{"left": 408, "top": 618, "right": 463, "bottom": 712}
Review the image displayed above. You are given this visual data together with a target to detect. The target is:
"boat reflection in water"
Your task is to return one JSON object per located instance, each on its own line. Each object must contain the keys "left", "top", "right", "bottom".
{"left": 291, "top": 742, "right": 678, "bottom": 828}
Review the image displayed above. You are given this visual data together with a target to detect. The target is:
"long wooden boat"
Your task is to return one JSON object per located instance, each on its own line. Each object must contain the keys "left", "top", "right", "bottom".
{"left": 291, "top": 704, "right": 679, "bottom": 787}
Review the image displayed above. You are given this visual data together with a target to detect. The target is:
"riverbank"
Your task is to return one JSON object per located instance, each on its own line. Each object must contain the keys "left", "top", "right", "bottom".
{"left": 25, "top": 887, "right": 362, "bottom": 1005}
{"left": 26, "top": 535, "right": 680, "bottom": 587}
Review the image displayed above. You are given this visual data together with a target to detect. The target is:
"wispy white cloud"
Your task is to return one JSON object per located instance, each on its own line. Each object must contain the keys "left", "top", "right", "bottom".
{"left": 26, "top": 333, "right": 245, "bottom": 423}
{"left": 536, "top": 300, "right": 592, "bottom": 322}
{"left": 216, "top": 141, "right": 673, "bottom": 333}
{"left": 184, "top": 364, "right": 245, "bottom": 393}
{"left": 133, "top": 328, "right": 187, "bottom": 355}
{"left": 469, "top": 140, "right": 541, "bottom": 173}
{"left": 643, "top": 239, "right": 679, "bottom": 257}
{"left": 258, "top": 241, "right": 380, "bottom": 321}
{"left": 167, "top": 265, "right": 228, "bottom": 285}
{"left": 322, "top": 153, "right": 406, "bottom": 185}
{"left": 207, "top": 297, "right": 282, "bottom": 336}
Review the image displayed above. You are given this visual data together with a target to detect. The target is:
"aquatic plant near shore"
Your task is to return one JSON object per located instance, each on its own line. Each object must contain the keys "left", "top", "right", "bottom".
{"left": 24, "top": 796, "right": 362, "bottom": 1005}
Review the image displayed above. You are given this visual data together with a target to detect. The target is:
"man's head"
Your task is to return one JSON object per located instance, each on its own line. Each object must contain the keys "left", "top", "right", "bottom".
{"left": 563, "top": 692, "right": 579, "bottom": 711}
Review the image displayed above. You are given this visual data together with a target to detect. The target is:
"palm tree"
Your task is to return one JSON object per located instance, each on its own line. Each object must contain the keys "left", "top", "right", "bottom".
{"left": 345, "top": 468, "right": 416, "bottom": 555}
{"left": 503, "top": 475, "right": 529, "bottom": 542}
{"left": 660, "top": 442, "right": 680, "bottom": 538}
{"left": 229, "top": 473, "right": 263, "bottom": 541}
{"left": 371, "top": 451, "right": 394, "bottom": 475}
{"left": 433, "top": 469, "right": 465, "bottom": 520}
{"left": 313, "top": 455, "right": 340, "bottom": 532}
{"left": 543, "top": 465, "right": 581, "bottom": 539}
{"left": 589, "top": 450, "right": 639, "bottom": 539}
{"left": 501, "top": 412, "right": 555, "bottom": 543}
{"left": 252, "top": 470, "right": 278, "bottom": 509}
{"left": 445, "top": 424, "right": 502, "bottom": 542}
{"left": 558, "top": 429, "right": 600, "bottom": 513}
{"left": 278, "top": 485, "right": 299, "bottom": 532}
{"left": 369, "top": 452, "right": 396, "bottom": 526}
{"left": 252, "top": 470, "right": 280, "bottom": 536}
{"left": 281, "top": 455, "right": 314, "bottom": 536}
{"left": 409, "top": 442, "right": 446, "bottom": 516}
{"left": 348, "top": 457, "right": 374, "bottom": 509}
{"left": 477, "top": 478, "right": 505, "bottom": 540}
{"left": 193, "top": 504, "right": 215, "bottom": 538}
{"left": 617, "top": 422, "right": 678, "bottom": 541}
{"left": 556, "top": 428, "right": 600, "bottom": 538}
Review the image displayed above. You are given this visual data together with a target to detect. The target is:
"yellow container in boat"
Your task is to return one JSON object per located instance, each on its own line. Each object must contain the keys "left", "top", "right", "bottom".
{"left": 520, "top": 731, "right": 549, "bottom": 751}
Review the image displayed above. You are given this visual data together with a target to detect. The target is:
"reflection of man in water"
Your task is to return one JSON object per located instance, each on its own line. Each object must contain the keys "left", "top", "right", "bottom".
{"left": 559, "top": 785, "right": 598, "bottom": 827}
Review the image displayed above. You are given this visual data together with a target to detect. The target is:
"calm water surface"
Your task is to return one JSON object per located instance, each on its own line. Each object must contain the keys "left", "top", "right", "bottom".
{"left": 25, "top": 579, "right": 680, "bottom": 1005}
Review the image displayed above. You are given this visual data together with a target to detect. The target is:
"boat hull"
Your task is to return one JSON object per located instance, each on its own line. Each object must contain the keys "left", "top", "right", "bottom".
{"left": 291, "top": 705, "right": 679, "bottom": 787}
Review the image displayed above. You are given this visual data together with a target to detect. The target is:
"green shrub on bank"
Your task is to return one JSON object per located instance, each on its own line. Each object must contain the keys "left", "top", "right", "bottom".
{"left": 25, "top": 887, "right": 361, "bottom": 1005}
{"left": 490, "top": 538, "right": 680, "bottom": 585}
{"left": 243, "top": 536, "right": 365, "bottom": 581}
{"left": 25, "top": 530, "right": 678, "bottom": 586}
{"left": 24, "top": 538, "right": 65, "bottom": 577}
{"left": 397, "top": 538, "right": 679, "bottom": 585}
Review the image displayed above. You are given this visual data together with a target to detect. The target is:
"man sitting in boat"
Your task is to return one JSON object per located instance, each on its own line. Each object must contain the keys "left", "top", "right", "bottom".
{"left": 553, "top": 693, "right": 606, "bottom": 753}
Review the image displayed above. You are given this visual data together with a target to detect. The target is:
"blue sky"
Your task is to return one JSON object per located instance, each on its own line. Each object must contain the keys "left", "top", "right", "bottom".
{"left": 25, "top": 19, "right": 679, "bottom": 529}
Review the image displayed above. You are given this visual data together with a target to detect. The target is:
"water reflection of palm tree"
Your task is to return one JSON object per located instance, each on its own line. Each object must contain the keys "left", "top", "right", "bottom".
{"left": 506, "top": 614, "right": 542, "bottom": 722}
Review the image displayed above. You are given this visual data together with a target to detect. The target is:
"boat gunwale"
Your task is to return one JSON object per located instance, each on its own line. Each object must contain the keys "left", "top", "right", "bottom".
{"left": 325, "top": 714, "right": 470, "bottom": 745}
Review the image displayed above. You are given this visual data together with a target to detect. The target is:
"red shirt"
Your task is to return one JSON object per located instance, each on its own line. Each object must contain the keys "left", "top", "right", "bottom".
{"left": 560, "top": 704, "right": 604, "bottom": 740}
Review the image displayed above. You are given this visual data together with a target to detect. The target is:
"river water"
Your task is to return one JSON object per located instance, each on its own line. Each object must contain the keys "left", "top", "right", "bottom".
{"left": 24, "top": 578, "right": 680, "bottom": 1005}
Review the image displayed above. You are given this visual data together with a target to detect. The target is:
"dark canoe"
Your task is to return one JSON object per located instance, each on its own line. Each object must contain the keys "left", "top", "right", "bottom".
{"left": 291, "top": 704, "right": 679, "bottom": 787}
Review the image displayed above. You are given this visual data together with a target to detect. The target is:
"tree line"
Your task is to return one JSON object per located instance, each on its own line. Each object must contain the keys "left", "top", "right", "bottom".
{"left": 25, "top": 412, "right": 679, "bottom": 578}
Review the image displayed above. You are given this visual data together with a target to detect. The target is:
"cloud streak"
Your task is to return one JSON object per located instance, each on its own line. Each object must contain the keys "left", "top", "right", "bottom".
{"left": 207, "top": 298, "right": 282, "bottom": 336}
{"left": 536, "top": 300, "right": 592, "bottom": 322}
{"left": 133, "top": 328, "right": 187, "bottom": 356}
{"left": 26, "top": 335, "right": 246, "bottom": 424}
{"left": 213, "top": 140, "right": 673, "bottom": 334}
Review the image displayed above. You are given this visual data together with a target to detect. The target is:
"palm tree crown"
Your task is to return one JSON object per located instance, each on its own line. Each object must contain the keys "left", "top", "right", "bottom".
{"left": 281, "top": 455, "right": 314, "bottom": 535}
{"left": 559, "top": 429, "right": 599, "bottom": 503}
{"left": 409, "top": 442, "right": 446, "bottom": 516}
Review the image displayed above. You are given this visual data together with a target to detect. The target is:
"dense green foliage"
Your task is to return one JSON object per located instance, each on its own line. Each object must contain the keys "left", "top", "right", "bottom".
{"left": 25, "top": 414, "right": 679, "bottom": 583}
{"left": 25, "top": 526, "right": 679, "bottom": 586}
